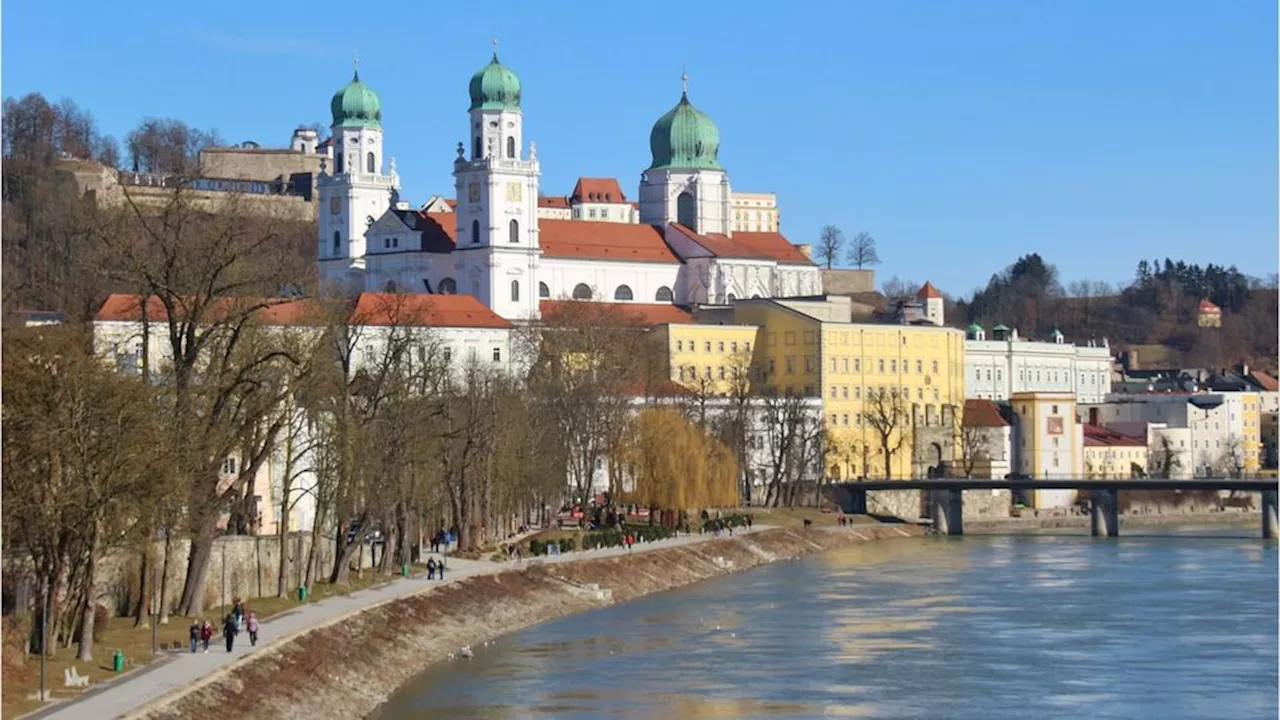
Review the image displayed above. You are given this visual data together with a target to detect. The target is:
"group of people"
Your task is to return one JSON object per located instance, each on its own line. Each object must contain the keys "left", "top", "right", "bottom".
{"left": 188, "top": 598, "right": 260, "bottom": 654}
{"left": 429, "top": 528, "right": 455, "bottom": 554}
{"left": 425, "top": 556, "right": 447, "bottom": 580}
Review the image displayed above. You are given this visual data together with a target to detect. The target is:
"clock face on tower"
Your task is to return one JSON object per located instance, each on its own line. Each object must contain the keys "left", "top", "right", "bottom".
{"left": 468, "top": 183, "right": 480, "bottom": 203}
{"left": 329, "top": 197, "right": 341, "bottom": 214}
{"left": 506, "top": 182, "right": 522, "bottom": 202}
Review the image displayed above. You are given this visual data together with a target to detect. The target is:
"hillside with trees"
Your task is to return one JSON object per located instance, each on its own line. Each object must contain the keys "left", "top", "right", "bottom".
{"left": 954, "top": 253, "right": 1277, "bottom": 372}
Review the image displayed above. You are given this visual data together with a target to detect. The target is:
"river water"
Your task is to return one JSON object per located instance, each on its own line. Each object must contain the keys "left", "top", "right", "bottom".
{"left": 376, "top": 527, "right": 1277, "bottom": 719}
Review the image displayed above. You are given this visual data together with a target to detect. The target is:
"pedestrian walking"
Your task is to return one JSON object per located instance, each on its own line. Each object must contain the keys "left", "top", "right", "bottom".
{"left": 438, "top": 557, "right": 446, "bottom": 580}
{"left": 427, "top": 557, "right": 437, "bottom": 580}
{"left": 189, "top": 621, "right": 200, "bottom": 653}
{"left": 246, "top": 611, "right": 260, "bottom": 647}
{"left": 232, "top": 598, "right": 245, "bottom": 630}
{"left": 223, "top": 614, "right": 238, "bottom": 652}
{"left": 746, "top": 514, "right": 753, "bottom": 530}
{"left": 200, "top": 620, "right": 213, "bottom": 653}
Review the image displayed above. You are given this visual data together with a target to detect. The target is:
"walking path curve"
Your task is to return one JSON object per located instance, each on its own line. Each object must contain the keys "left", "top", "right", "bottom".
{"left": 28, "top": 525, "right": 769, "bottom": 720}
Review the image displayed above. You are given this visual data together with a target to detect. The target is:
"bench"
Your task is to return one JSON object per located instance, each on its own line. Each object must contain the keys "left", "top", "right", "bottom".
{"left": 64, "top": 666, "right": 90, "bottom": 688}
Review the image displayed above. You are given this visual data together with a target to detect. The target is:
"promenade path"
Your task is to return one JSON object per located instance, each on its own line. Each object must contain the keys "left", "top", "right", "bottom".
{"left": 30, "top": 525, "right": 768, "bottom": 720}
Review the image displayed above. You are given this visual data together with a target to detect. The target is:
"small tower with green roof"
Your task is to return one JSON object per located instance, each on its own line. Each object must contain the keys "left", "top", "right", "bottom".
{"left": 317, "top": 59, "right": 400, "bottom": 284}
{"left": 452, "top": 40, "right": 541, "bottom": 321}
{"left": 638, "top": 68, "right": 732, "bottom": 235}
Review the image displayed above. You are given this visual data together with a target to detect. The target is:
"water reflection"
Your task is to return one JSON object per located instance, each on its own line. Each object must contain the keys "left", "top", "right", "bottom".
{"left": 377, "top": 530, "right": 1277, "bottom": 720}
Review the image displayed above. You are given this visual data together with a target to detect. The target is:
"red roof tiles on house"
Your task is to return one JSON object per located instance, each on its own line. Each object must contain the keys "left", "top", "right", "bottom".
{"left": 1198, "top": 298, "right": 1220, "bottom": 312}
{"left": 94, "top": 294, "right": 333, "bottom": 326}
{"left": 351, "top": 293, "right": 512, "bottom": 328}
{"left": 963, "top": 399, "right": 1009, "bottom": 428}
{"left": 917, "top": 282, "right": 942, "bottom": 300}
{"left": 570, "top": 177, "right": 627, "bottom": 203}
{"left": 670, "top": 224, "right": 814, "bottom": 265}
{"left": 539, "top": 220, "right": 680, "bottom": 264}
{"left": 539, "top": 300, "right": 693, "bottom": 327}
{"left": 538, "top": 196, "right": 571, "bottom": 209}
{"left": 1249, "top": 370, "right": 1278, "bottom": 392}
{"left": 1083, "top": 424, "right": 1146, "bottom": 447}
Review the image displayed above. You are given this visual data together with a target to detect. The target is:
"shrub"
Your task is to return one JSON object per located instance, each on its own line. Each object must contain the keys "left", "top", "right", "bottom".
{"left": 529, "top": 539, "right": 545, "bottom": 557}
{"left": 560, "top": 537, "right": 576, "bottom": 552}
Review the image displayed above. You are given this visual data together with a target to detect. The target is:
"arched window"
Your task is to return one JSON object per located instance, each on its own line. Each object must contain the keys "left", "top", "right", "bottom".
{"left": 438, "top": 278, "right": 457, "bottom": 294}
{"left": 335, "top": 153, "right": 344, "bottom": 173}
{"left": 471, "top": 219, "right": 481, "bottom": 244}
{"left": 614, "top": 285, "right": 633, "bottom": 301}
{"left": 511, "top": 280, "right": 520, "bottom": 302}
{"left": 539, "top": 282, "right": 550, "bottom": 298}
{"left": 506, "top": 136, "right": 515, "bottom": 159}
{"left": 473, "top": 137, "right": 481, "bottom": 159}
{"left": 655, "top": 286, "right": 673, "bottom": 302}
{"left": 332, "top": 231, "right": 341, "bottom": 254}
{"left": 572, "top": 283, "right": 592, "bottom": 300}
{"left": 727, "top": 293, "right": 737, "bottom": 301}
{"left": 509, "top": 219, "right": 519, "bottom": 244}
{"left": 677, "top": 191, "right": 696, "bottom": 229}
{"left": 366, "top": 152, "right": 375, "bottom": 173}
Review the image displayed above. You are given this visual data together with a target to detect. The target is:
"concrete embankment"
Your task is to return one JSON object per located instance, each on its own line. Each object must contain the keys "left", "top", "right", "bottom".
{"left": 964, "top": 509, "right": 1261, "bottom": 534}
{"left": 126, "top": 524, "right": 923, "bottom": 720}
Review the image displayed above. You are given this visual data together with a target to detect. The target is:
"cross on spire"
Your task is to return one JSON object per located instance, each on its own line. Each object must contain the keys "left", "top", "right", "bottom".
{"left": 681, "top": 63, "right": 689, "bottom": 95}
{"left": 352, "top": 50, "right": 360, "bottom": 80}
{"left": 492, "top": 32, "right": 499, "bottom": 59}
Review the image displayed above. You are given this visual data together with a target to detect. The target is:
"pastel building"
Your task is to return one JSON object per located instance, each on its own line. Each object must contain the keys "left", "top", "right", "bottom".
{"left": 1010, "top": 391, "right": 1084, "bottom": 506}
{"left": 1082, "top": 425, "right": 1149, "bottom": 479}
{"left": 1085, "top": 392, "right": 1261, "bottom": 477}
{"left": 965, "top": 324, "right": 1111, "bottom": 404}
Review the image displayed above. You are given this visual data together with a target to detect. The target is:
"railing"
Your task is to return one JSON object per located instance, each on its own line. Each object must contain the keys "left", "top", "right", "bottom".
{"left": 117, "top": 172, "right": 302, "bottom": 197}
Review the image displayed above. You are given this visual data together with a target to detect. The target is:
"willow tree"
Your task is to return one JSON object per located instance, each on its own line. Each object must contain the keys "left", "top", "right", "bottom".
{"left": 618, "top": 408, "right": 739, "bottom": 510}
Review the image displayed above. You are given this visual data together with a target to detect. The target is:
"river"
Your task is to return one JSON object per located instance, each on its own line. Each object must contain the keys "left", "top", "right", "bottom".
{"left": 376, "top": 527, "right": 1277, "bottom": 719}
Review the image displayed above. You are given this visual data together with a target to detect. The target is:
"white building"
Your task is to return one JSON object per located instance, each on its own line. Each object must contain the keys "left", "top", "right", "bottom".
{"left": 317, "top": 56, "right": 821, "bottom": 319}
{"left": 965, "top": 324, "right": 1111, "bottom": 404}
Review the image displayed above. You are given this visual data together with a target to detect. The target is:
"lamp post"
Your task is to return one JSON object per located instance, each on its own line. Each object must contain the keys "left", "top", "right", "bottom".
{"left": 220, "top": 544, "right": 227, "bottom": 614}
{"left": 39, "top": 578, "right": 48, "bottom": 702}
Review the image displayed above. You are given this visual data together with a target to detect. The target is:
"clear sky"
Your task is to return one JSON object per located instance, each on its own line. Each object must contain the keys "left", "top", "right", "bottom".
{"left": 4, "top": 0, "right": 1275, "bottom": 296}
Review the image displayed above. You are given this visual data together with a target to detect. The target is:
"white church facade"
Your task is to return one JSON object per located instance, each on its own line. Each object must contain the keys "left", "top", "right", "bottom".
{"left": 315, "top": 52, "right": 821, "bottom": 320}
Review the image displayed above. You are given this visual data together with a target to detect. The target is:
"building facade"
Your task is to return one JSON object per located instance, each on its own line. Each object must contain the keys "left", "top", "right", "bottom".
{"left": 965, "top": 324, "right": 1112, "bottom": 404}
{"left": 1010, "top": 391, "right": 1084, "bottom": 506}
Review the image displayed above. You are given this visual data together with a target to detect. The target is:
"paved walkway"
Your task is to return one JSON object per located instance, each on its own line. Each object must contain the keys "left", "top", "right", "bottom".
{"left": 29, "top": 525, "right": 769, "bottom": 720}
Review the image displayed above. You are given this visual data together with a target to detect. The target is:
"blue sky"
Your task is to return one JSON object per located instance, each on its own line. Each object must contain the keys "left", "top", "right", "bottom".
{"left": 4, "top": 1, "right": 1275, "bottom": 296}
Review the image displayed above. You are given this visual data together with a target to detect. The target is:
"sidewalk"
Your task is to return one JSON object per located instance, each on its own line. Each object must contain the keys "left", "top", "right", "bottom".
{"left": 28, "top": 525, "right": 767, "bottom": 720}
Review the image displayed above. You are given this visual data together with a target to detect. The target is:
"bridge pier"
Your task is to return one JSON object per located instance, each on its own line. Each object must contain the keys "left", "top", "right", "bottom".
{"left": 1090, "top": 489, "right": 1119, "bottom": 537}
{"left": 930, "top": 489, "right": 963, "bottom": 536}
{"left": 1263, "top": 491, "right": 1278, "bottom": 540}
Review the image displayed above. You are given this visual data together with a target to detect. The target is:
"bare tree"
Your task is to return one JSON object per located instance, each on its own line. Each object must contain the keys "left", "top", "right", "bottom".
{"left": 1148, "top": 435, "right": 1182, "bottom": 479}
{"left": 847, "top": 231, "right": 880, "bottom": 269}
{"left": 880, "top": 276, "right": 918, "bottom": 306}
{"left": 956, "top": 421, "right": 993, "bottom": 479}
{"left": 125, "top": 118, "right": 222, "bottom": 175}
{"left": 758, "top": 390, "right": 824, "bottom": 507}
{"left": 1215, "top": 435, "right": 1248, "bottom": 478}
{"left": 861, "top": 387, "right": 911, "bottom": 479}
{"left": 815, "top": 225, "right": 844, "bottom": 269}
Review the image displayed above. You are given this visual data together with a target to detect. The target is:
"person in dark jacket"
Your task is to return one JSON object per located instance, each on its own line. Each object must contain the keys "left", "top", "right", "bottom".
{"left": 427, "top": 557, "right": 437, "bottom": 580}
{"left": 223, "top": 614, "right": 238, "bottom": 652}
{"left": 437, "top": 557, "right": 446, "bottom": 580}
{"left": 189, "top": 621, "right": 200, "bottom": 653}
{"left": 200, "top": 620, "right": 213, "bottom": 653}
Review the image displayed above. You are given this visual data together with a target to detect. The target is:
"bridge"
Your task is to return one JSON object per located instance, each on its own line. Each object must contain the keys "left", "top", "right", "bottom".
{"left": 828, "top": 478, "right": 1280, "bottom": 538}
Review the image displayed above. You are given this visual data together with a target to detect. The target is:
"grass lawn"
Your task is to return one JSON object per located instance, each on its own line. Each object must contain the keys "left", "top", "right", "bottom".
{"left": 2, "top": 570, "right": 404, "bottom": 719}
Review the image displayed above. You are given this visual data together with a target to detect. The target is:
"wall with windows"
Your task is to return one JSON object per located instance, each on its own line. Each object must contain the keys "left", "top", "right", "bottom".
{"left": 965, "top": 338, "right": 1111, "bottom": 404}
{"left": 656, "top": 324, "right": 761, "bottom": 395}
{"left": 353, "top": 324, "right": 514, "bottom": 379}
{"left": 1010, "top": 392, "right": 1083, "bottom": 504}
{"left": 536, "top": 257, "right": 682, "bottom": 304}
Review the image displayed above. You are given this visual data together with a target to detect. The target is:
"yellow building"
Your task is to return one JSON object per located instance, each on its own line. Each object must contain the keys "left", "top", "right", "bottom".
{"left": 1240, "top": 392, "right": 1262, "bottom": 475}
{"left": 732, "top": 297, "right": 966, "bottom": 480}
{"left": 655, "top": 323, "right": 760, "bottom": 395}
{"left": 729, "top": 191, "right": 779, "bottom": 233}
{"left": 1082, "top": 425, "right": 1149, "bottom": 479}
{"left": 1010, "top": 391, "right": 1084, "bottom": 508}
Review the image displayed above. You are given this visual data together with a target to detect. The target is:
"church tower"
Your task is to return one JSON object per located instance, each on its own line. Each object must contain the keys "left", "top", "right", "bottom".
{"left": 638, "top": 71, "right": 732, "bottom": 236}
{"left": 317, "top": 65, "right": 400, "bottom": 289}
{"left": 452, "top": 43, "right": 541, "bottom": 320}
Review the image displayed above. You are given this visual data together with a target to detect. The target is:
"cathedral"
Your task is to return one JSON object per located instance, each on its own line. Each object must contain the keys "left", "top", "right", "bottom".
{"left": 314, "top": 49, "right": 822, "bottom": 321}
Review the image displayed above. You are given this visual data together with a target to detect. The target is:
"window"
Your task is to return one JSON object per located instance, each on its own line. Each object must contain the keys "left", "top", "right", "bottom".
{"left": 805, "top": 357, "right": 814, "bottom": 372}
{"left": 600, "top": 209, "right": 609, "bottom": 219}
{"left": 842, "top": 414, "right": 849, "bottom": 427}
{"left": 221, "top": 458, "right": 238, "bottom": 476}
{"left": 731, "top": 342, "right": 738, "bottom": 353}
{"left": 855, "top": 359, "right": 861, "bottom": 372}
{"left": 878, "top": 359, "right": 885, "bottom": 373}
{"left": 539, "top": 282, "right": 550, "bottom": 298}
{"left": 511, "top": 280, "right": 520, "bottom": 302}
{"left": 855, "top": 387, "right": 862, "bottom": 399}
{"left": 842, "top": 387, "right": 849, "bottom": 399}
{"left": 785, "top": 356, "right": 795, "bottom": 373}
{"left": 509, "top": 219, "right": 519, "bottom": 244}
{"left": 443, "top": 347, "right": 452, "bottom": 362}
{"left": 704, "top": 366, "right": 712, "bottom": 379}
{"left": 472, "top": 219, "right": 481, "bottom": 244}
{"left": 745, "top": 342, "right": 751, "bottom": 352}
{"left": 677, "top": 191, "right": 696, "bottom": 228}
{"left": 718, "top": 367, "right": 725, "bottom": 380}
{"left": 332, "top": 231, "right": 341, "bottom": 253}
{"left": 655, "top": 286, "right": 673, "bottom": 302}
{"left": 718, "top": 341, "right": 725, "bottom": 352}
{"left": 917, "top": 360, "right": 923, "bottom": 374}
{"left": 335, "top": 152, "right": 344, "bottom": 173}
{"left": 831, "top": 386, "right": 838, "bottom": 399}
{"left": 572, "top": 283, "right": 592, "bottom": 300}
{"left": 986, "top": 370, "right": 992, "bottom": 381}
{"left": 932, "top": 360, "right": 939, "bottom": 374}
{"left": 493, "top": 347, "right": 502, "bottom": 362}
{"left": 891, "top": 360, "right": 897, "bottom": 373}
{"left": 588, "top": 208, "right": 597, "bottom": 219}
{"left": 506, "top": 136, "right": 515, "bottom": 159}
{"left": 767, "top": 358, "right": 776, "bottom": 374}
{"left": 366, "top": 152, "right": 375, "bottom": 173}
{"left": 1052, "top": 405, "right": 1059, "bottom": 414}
{"left": 473, "top": 137, "right": 481, "bottom": 158}
{"left": 975, "top": 368, "right": 982, "bottom": 381}
{"left": 677, "top": 340, "right": 684, "bottom": 351}
{"left": 614, "top": 285, "right": 633, "bottom": 301}
{"left": 703, "top": 341, "right": 711, "bottom": 352}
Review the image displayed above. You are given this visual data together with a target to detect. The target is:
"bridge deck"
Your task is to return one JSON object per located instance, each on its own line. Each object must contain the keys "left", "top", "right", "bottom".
{"left": 835, "top": 479, "right": 1278, "bottom": 492}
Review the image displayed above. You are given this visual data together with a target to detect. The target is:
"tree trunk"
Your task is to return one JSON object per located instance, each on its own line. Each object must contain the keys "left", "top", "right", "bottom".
{"left": 304, "top": 506, "right": 322, "bottom": 590}
{"left": 276, "top": 502, "right": 290, "bottom": 598}
{"left": 158, "top": 529, "right": 172, "bottom": 624}
{"left": 76, "top": 523, "right": 100, "bottom": 662}
{"left": 883, "top": 441, "right": 893, "bottom": 480}
{"left": 176, "top": 514, "right": 218, "bottom": 616}
{"left": 132, "top": 547, "right": 149, "bottom": 628}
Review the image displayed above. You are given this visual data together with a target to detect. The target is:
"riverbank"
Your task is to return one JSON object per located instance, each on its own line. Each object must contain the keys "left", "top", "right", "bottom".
{"left": 121, "top": 524, "right": 922, "bottom": 720}
{"left": 965, "top": 508, "right": 1261, "bottom": 534}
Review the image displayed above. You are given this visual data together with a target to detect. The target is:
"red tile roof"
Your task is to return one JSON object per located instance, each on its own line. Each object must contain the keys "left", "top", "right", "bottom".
{"left": 539, "top": 300, "right": 692, "bottom": 327}
{"left": 963, "top": 399, "right": 1009, "bottom": 427}
{"left": 917, "top": 281, "right": 942, "bottom": 300}
{"left": 1083, "top": 424, "right": 1146, "bottom": 447}
{"left": 671, "top": 224, "right": 813, "bottom": 265}
{"left": 619, "top": 379, "right": 693, "bottom": 398}
{"left": 1198, "top": 298, "right": 1220, "bottom": 312}
{"left": 539, "top": 220, "right": 680, "bottom": 264}
{"left": 1249, "top": 370, "right": 1278, "bottom": 392}
{"left": 351, "top": 293, "right": 512, "bottom": 328}
{"left": 94, "top": 294, "right": 333, "bottom": 326}
{"left": 570, "top": 177, "right": 627, "bottom": 203}
{"left": 539, "top": 196, "right": 571, "bottom": 209}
